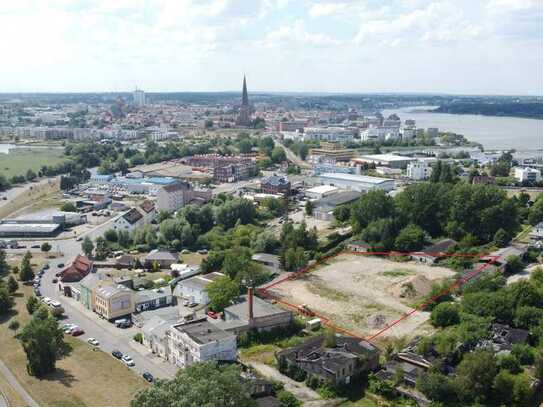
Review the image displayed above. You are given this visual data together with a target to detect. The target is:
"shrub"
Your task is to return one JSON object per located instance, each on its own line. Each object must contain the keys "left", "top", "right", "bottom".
{"left": 133, "top": 333, "right": 143, "bottom": 344}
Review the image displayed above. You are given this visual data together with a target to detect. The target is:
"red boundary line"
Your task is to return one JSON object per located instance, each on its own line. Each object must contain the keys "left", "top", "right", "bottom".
{"left": 257, "top": 250, "right": 499, "bottom": 343}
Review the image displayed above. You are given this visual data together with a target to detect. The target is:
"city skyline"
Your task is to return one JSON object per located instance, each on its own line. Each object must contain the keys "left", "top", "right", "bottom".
{"left": 1, "top": 0, "right": 543, "bottom": 95}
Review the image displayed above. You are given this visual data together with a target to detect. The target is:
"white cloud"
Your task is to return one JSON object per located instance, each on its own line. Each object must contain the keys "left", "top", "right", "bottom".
{"left": 309, "top": 2, "right": 349, "bottom": 17}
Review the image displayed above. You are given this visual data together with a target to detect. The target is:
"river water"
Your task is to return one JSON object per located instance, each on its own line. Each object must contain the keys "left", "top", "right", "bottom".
{"left": 382, "top": 106, "right": 543, "bottom": 151}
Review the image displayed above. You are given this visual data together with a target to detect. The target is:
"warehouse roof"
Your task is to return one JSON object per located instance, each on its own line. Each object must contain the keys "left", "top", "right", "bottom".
{"left": 319, "top": 173, "right": 394, "bottom": 185}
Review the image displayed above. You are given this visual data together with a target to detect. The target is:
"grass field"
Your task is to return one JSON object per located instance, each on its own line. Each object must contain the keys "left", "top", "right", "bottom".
{"left": 0, "top": 148, "right": 66, "bottom": 178}
{"left": 0, "top": 284, "right": 149, "bottom": 407}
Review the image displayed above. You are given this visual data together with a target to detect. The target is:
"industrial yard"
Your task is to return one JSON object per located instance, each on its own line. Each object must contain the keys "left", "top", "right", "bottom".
{"left": 268, "top": 253, "right": 456, "bottom": 340}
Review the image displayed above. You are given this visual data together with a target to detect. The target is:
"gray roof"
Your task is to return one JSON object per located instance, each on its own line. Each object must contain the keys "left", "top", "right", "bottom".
{"left": 176, "top": 272, "right": 224, "bottom": 293}
{"left": 136, "top": 286, "right": 172, "bottom": 303}
{"left": 252, "top": 253, "right": 280, "bottom": 265}
{"left": 225, "top": 295, "right": 288, "bottom": 320}
{"left": 173, "top": 318, "right": 233, "bottom": 345}
{"left": 261, "top": 175, "right": 290, "bottom": 187}
{"left": 314, "top": 191, "right": 361, "bottom": 209}
{"left": 95, "top": 285, "right": 131, "bottom": 299}
{"left": 79, "top": 272, "right": 104, "bottom": 290}
{"left": 145, "top": 250, "right": 177, "bottom": 261}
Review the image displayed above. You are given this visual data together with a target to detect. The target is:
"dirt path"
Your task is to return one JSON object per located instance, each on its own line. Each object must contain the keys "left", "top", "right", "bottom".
{"left": 0, "top": 359, "right": 39, "bottom": 407}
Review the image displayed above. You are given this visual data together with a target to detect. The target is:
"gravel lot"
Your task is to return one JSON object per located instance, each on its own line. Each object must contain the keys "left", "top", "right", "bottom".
{"left": 269, "top": 253, "right": 455, "bottom": 340}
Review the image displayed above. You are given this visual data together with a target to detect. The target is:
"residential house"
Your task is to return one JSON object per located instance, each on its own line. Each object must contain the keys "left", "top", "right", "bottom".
{"left": 59, "top": 255, "right": 93, "bottom": 283}
{"left": 112, "top": 208, "right": 143, "bottom": 232}
{"left": 261, "top": 175, "right": 291, "bottom": 196}
{"left": 530, "top": 222, "right": 543, "bottom": 241}
{"left": 173, "top": 272, "right": 225, "bottom": 305}
{"left": 138, "top": 200, "right": 156, "bottom": 223}
{"left": 135, "top": 286, "right": 174, "bottom": 313}
{"left": 276, "top": 335, "right": 380, "bottom": 386}
{"left": 78, "top": 272, "right": 104, "bottom": 311}
{"left": 115, "top": 254, "right": 137, "bottom": 269}
{"left": 94, "top": 285, "right": 134, "bottom": 321}
{"left": 167, "top": 318, "right": 237, "bottom": 368}
{"left": 142, "top": 315, "right": 177, "bottom": 359}
{"left": 482, "top": 244, "right": 528, "bottom": 272}
{"left": 251, "top": 253, "right": 280, "bottom": 273}
{"left": 347, "top": 241, "right": 371, "bottom": 253}
{"left": 412, "top": 239, "right": 457, "bottom": 264}
{"left": 144, "top": 249, "right": 177, "bottom": 269}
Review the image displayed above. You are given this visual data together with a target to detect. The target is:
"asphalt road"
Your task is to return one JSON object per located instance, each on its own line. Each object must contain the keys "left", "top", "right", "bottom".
{"left": 10, "top": 217, "right": 178, "bottom": 382}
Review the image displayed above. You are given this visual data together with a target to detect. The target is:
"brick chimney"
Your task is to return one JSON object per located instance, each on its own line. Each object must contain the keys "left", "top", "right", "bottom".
{"left": 248, "top": 287, "right": 254, "bottom": 325}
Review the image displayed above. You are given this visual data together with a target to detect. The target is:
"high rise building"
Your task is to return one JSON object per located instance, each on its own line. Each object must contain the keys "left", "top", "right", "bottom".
{"left": 133, "top": 88, "right": 146, "bottom": 107}
{"left": 236, "top": 76, "right": 251, "bottom": 126}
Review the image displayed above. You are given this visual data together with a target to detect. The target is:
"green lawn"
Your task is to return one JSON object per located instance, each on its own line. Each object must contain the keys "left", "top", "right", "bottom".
{"left": 0, "top": 148, "right": 67, "bottom": 178}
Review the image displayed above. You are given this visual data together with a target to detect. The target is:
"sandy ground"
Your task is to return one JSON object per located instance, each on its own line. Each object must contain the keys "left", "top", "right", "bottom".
{"left": 269, "top": 253, "right": 455, "bottom": 339}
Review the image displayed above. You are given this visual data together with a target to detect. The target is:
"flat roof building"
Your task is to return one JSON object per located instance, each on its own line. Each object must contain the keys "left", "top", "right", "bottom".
{"left": 319, "top": 173, "right": 395, "bottom": 192}
{"left": 354, "top": 154, "right": 416, "bottom": 169}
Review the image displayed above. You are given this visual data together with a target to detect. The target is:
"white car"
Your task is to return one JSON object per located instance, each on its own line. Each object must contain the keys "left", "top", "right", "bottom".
{"left": 63, "top": 324, "right": 78, "bottom": 334}
{"left": 87, "top": 338, "right": 99, "bottom": 346}
{"left": 122, "top": 355, "right": 135, "bottom": 367}
{"left": 42, "top": 297, "right": 53, "bottom": 305}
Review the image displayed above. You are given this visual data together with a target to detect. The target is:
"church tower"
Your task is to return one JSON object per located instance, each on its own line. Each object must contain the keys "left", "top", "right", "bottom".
{"left": 237, "top": 75, "right": 251, "bottom": 126}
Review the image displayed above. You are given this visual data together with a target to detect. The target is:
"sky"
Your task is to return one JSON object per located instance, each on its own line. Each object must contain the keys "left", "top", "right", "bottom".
{"left": 1, "top": 0, "right": 543, "bottom": 95}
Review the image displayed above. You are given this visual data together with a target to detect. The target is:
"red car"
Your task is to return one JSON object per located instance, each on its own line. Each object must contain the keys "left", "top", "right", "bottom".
{"left": 71, "top": 329, "right": 85, "bottom": 337}
{"left": 207, "top": 311, "right": 219, "bottom": 319}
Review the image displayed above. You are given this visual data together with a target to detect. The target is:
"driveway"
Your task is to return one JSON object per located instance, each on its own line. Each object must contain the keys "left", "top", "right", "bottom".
{"left": 246, "top": 361, "right": 343, "bottom": 406}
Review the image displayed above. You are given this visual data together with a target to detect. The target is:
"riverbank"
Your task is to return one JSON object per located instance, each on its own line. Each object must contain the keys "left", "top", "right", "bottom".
{"left": 382, "top": 106, "right": 543, "bottom": 150}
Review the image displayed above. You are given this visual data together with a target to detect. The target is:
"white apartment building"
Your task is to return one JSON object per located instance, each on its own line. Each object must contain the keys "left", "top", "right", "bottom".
{"left": 304, "top": 127, "right": 354, "bottom": 143}
{"left": 156, "top": 182, "right": 191, "bottom": 213}
{"left": 407, "top": 161, "right": 433, "bottom": 180}
{"left": 167, "top": 319, "right": 237, "bottom": 368}
{"left": 360, "top": 126, "right": 400, "bottom": 142}
{"left": 514, "top": 167, "right": 541, "bottom": 183}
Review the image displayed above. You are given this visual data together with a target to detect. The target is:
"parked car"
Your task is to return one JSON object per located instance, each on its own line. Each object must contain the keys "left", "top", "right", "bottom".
{"left": 112, "top": 350, "right": 123, "bottom": 359}
{"left": 197, "top": 249, "right": 208, "bottom": 255}
{"left": 52, "top": 278, "right": 58, "bottom": 283}
{"left": 76, "top": 237, "right": 83, "bottom": 242}
{"left": 57, "top": 263, "right": 64, "bottom": 268}
{"left": 142, "top": 372, "right": 154, "bottom": 382}
{"left": 87, "top": 338, "right": 99, "bottom": 346}
{"left": 34, "top": 288, "right": 41, "bottom": 297}
{"left": 122, "top": 355, "right": 135, "bottom": 367}
{"left": 43, "top": 264, "right": 50, "bottom": 270}
{"left": 207, "top": 311, "right": 219, "bottom": 319}
{"left": 31, "top": 244, "right": 40, "bottom": 249}
{"left": 64, "top": 324, "right": 78, "bottom": 334}
{"left": 181, "top": 249, "right": 190, "bottom": 254}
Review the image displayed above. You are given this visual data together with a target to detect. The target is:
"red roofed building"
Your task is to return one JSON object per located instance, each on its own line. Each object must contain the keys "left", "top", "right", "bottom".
{"left": 60, "top": 255, "right": 93, "bottom": 283}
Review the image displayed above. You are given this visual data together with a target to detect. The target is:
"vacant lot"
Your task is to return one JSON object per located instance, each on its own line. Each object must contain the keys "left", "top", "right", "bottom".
{"left": 0, "top": 148, "right": 66, "bottom": 178}
{"left": 0, "top": 285, "right": 148, "bottom": 407}
{"left": 269, "top": 254, "right": 455, "bottom": 340}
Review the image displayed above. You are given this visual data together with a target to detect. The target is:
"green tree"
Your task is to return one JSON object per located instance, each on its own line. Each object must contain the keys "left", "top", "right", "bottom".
{"left": 417, "top": 371, "right": 455, "bottom": 403}
{"left": 505, "top": 255, "right": 524, "bottom": 275}
{"left": 19, "top": 253, "right": 34, "bottom": 282}
{"left": 238, "top": 139, "right": 252, "bottom": 154}
{"left": 222, "top": 247, "right": 252, "bottom": 280}
{"left": 7, "top": 275, "right": 19, "bottom": 294}
{"left": 95, "top": 236, "right": 108, "bottom": 260}
{"left": 0, "top": 249, "right": 9, "bottom": 276}
{"left": 26, "top": 296, "right": 39, "bottom": 315}
{"left": 395, "top": 224, "right": 425, "bottom": 252}
{"left": 60, "top": 202, "right": 77, "bottom": 212}
{"left": 430, "top": 302, "right": 460, "bottom": 327}
{"left": 26, "top": 169, "right": 37, "bottom": 181}
{"left": 19, "top": 311, "right": 67, "bottom": 377}
{"left": 200, "top": 251, "right": 225, "bottom": 273}
{"left": 305, "top": 200, "right": 314, "bottom": 216}
{"left": 0, "top": 287, "right": 14, "bottom": 315}
{"left": 453, "top": 349, "right": 497, "bottom": 403}
{"left": 350, "top": 190, "right": 395, "bottom": 232}
{"left": 8, "top": 319, "right": 20, "bottom": 336}
{"left": 131, "top": 362, "right": 255, "bottom": 407}
{"left": 81, "top": 236, "right": 94, "bottom": 258}
{"left": 277, "top": 390, "right": 301, "bottom": 407}
{"left": 333, "top": 205, "right": 351, "bottom": 223}
{"left": 40, "top": 242, "right": 52, "bottom": 253}
{"left": 271, "top": 146, "right": 287, "bottom": 163}
{"left": 207, "top": 276, "right": 239, "bottom": 312}
{"left": 493, "top": 228, "right": 510, "bottom": 248}
{"left": 104, "top": 229, "right": 118, "bottom": 242}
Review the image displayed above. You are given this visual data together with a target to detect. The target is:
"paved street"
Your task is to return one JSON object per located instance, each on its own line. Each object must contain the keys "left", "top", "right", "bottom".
{"left": 7, "top": 217, "right": 178, "bottom": 382}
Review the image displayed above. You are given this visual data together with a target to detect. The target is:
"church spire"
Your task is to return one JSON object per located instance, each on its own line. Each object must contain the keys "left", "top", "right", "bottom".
{"left": 242, "top": 75, "right": 249, "bottom": 106}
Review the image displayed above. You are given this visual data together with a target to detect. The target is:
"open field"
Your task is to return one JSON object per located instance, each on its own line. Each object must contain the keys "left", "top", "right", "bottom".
{"left": 0, "top": 148, "right": 66, "bottom": 178}
{"left": 0, "top": 178, "right": 60, "bottom": 219}
{"left": 0, "top": 285, "right": 149, "bottom": 407}
{"left": 268, "top": 254, "right": 455, "bottom": 340}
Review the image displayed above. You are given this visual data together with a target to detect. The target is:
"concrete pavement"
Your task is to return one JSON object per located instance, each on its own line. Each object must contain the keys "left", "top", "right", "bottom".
{"left": 0, "top": 359, "right": 39, "bottom": 407}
